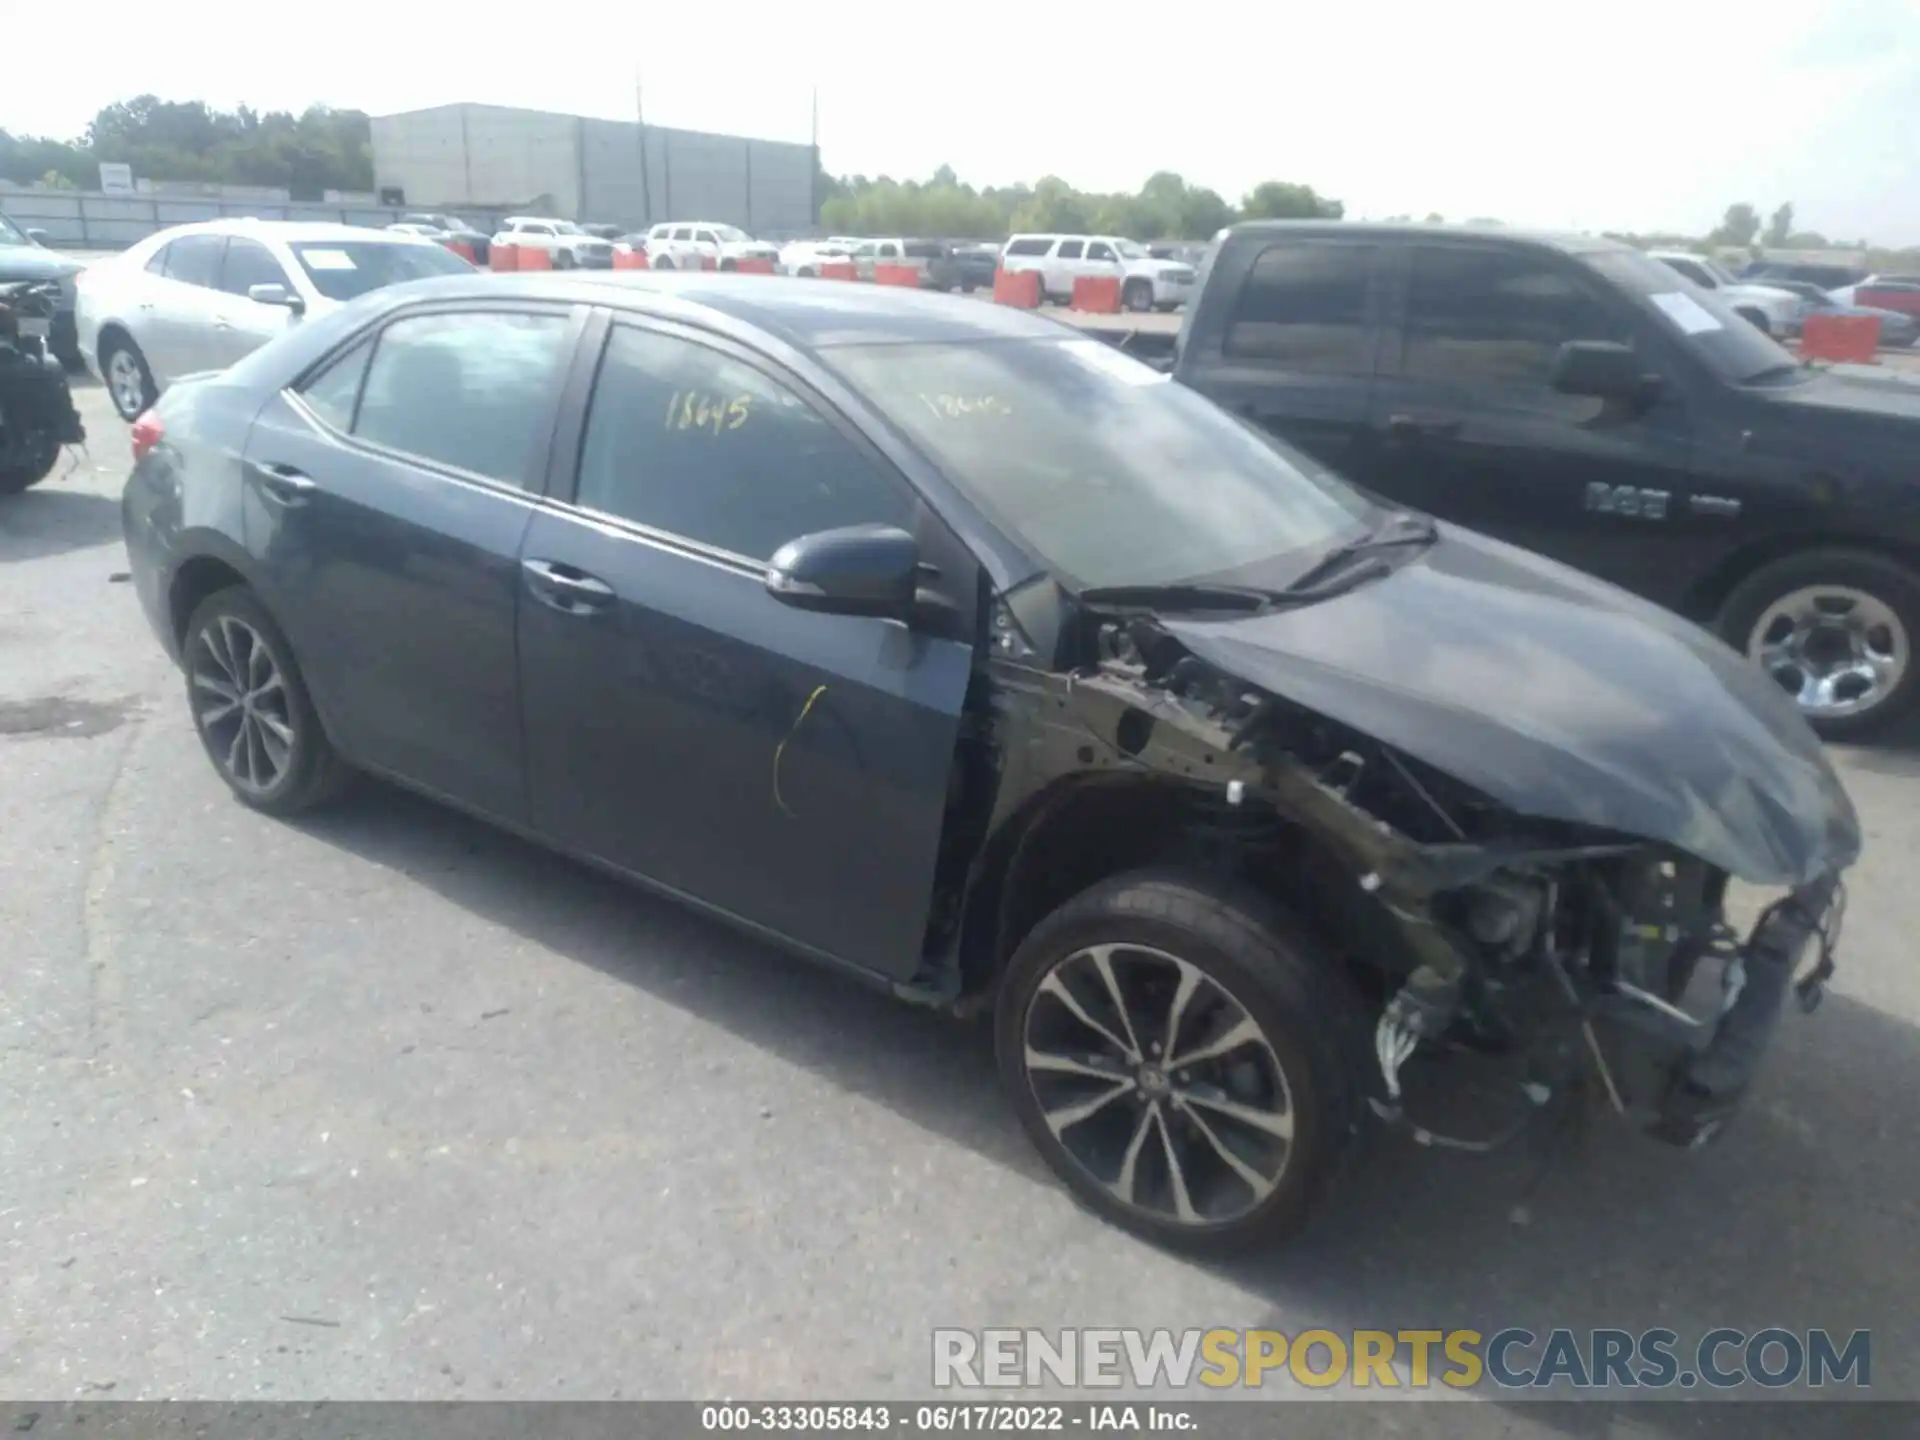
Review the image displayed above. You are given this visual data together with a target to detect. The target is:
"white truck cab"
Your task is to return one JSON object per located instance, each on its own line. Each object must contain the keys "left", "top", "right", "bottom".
{"left": 998, "top": 233, "right": 1197, "bottom": 311}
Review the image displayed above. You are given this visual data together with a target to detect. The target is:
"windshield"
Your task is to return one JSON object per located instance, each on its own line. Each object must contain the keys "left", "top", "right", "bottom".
{"left": 1114, "top": 240, "right": 1149, "bottom": 259}
{"left": 0, "top": 213, "right": 28, "bottom": 246}
{"left": 715, "top": 225, "right": 752, "bottom": 242}
{"left": 1584, "top": 250, "right": 1802, "bottom": 385}
{"left": 1701, "top": 258, "right": 1742, "bottom": 287}
{"left": 550, "top": 221, "right": 584, "bottom": 236}
{"left": 290, "top": 241, "right": 474, "bottom": 301}
{"left": 825, "top": 338, "right": 1373, "bottom": 591}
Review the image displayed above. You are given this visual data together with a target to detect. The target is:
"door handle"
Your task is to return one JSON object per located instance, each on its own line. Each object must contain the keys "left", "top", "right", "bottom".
{"left": 1385, "top": 413, "right": 1463, "bottom": 440}
{"left": 248, "top": 461, "right": 317, "bottom": 504}
{"left": 522, "top": 558, "right": 615, "bottom": 614}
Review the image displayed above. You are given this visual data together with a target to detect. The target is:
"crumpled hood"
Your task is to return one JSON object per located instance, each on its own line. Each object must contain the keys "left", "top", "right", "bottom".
{"left": 1160, "top": 525, "right": 1861, "bottom": 886}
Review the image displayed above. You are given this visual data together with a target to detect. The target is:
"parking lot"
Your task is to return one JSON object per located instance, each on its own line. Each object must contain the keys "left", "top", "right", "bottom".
{"left": 2, "top": 368, "right": 1919, "bottom": 1418}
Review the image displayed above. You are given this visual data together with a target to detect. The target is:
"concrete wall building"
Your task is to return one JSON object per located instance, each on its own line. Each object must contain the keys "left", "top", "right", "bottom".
{"left": 370, "top": 103, "right": 817, "bottom": 235}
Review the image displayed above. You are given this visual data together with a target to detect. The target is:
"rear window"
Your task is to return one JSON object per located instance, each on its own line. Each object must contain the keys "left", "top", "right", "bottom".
{"left": 1224, "top": 242, "right": 1376, "bottom": 373}
{"left": 289, "top": 241, "right": 473, "bottom": 301}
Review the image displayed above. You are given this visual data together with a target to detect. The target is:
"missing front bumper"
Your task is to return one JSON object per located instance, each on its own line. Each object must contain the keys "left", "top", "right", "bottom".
{"left": 1597, "top": 872, "right": 1844, "bottom": 1148}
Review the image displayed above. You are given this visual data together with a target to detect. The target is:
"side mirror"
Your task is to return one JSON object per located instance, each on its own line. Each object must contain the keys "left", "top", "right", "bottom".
{"left": 765, "top": 524, "right": 920, "bottom": 621}
{"left": 25, "top": 228, "right": 49, "bottom": 246}
{"left": 248, "top": 283, "right": 305, "bottom": 314}
{"left": 1550, "top": 340, "right": 1651, "bottom": 402}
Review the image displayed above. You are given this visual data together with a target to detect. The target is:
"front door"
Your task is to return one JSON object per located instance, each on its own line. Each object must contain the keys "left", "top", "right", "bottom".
{"left": 517, "top": 315, "right": 975, "bottom": 980}
{"left": 1043, "top": 239, "right": 1085, "bottom": 300}
{"left": 208, "top": 236, "right": 303, "bottom": 369}
{"left": 1365, "top": 242, "right": 1698, "bottom": 602}
{"left": 240, "top": 302, "right": 582, "bottom": 819}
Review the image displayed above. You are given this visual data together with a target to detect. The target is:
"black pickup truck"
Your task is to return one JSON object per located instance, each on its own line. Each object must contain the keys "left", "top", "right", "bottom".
{"left": 1151, "top": 220, "right": 1920, "bottom": 739}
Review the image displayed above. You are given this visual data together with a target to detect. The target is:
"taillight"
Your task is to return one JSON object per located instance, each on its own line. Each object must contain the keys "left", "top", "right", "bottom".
{"left": 130, "top": 410, "right": 164, "bottom": 464}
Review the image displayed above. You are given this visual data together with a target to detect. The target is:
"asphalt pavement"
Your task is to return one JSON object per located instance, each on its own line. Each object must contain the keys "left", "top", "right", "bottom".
{"left": 2, "top": 379, "right": 1918, "bottom": 1423}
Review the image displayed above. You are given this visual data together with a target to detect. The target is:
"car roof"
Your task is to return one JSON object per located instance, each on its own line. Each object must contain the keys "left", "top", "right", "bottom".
{"left": 147, "top": 218, "right": 425, "bottom": 246}
{"left": 1223, "top": 220, "right": 1634, "bottom": 256}
{"left": 355, "top": 270, "right": 1087, "bottom": 348}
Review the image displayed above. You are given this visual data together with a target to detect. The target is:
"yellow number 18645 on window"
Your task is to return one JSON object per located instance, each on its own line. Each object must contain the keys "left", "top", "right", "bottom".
{"left": 664, "top": 390, "right": 751, "bottom": 435}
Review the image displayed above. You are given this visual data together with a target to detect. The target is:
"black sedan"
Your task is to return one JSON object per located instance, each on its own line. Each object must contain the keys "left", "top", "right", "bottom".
{"left": 123, "top": 274, "right": 1859, "bottom": 1253}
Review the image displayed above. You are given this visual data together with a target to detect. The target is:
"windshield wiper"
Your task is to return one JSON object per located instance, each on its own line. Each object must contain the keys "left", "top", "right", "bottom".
{"left": 1281, "top": 511, "right": 1438, "bottom": 595}
{"left": 1077, "top": 582, "right": 1282, "bottom": 613}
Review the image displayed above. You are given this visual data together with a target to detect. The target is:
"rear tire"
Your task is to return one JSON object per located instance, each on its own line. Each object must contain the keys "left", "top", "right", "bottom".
{"left": 182, "top": 587, "right": 353, "bottom": 816}
{"left": 1717, "top": 547, "right": 1920, "bottom": 740}
{"left": 101, "top": 333, "right": 157, "bottom": 422}
{"left": 994, "top": 868, "right": 1369, "bottom": 1256}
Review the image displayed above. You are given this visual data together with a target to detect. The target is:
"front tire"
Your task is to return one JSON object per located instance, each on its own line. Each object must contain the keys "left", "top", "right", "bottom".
{"left": 994, "top": 869, "right": 1368, "bottom": 1255}
{"left": 1123, "top": 279, "right": 1155, "bottom": 313}
{"left": 101, "top": 334, "right": 158, "bottom": 422}
{"left": 0, "top": 435, "right": 61, "bottom": 495}
{"left": 1717, "top": 547, "right": 1920, "bottom": 740}
{"left": 652, "top": 256, "right": 675, "bottom": 272}
{"left": 183, "top": 587, "right": 352, "bottom": 816}
{"left": 554, "top": 250, "right": 576, "bottom": 270}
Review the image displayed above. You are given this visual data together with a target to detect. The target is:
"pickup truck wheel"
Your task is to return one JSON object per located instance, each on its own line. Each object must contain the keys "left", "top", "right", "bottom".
{"left": 1718, "top": 548, "right": 1920, "bottom": 740}
{"left": 554, "top": 250, "right": 576, "bottom": 270}
{"left": 719, "top": 258, "right": 737, "bottom": 272}
{"left": 0, "top": 433, "right": 62, "bottom": 495}
{"left": 797, "top": 266, "right": 816, "bottom": 278}
{"left": 652, "top": 256, "right": 675, "bottom": 272}
{"left": 995, "top": 868, "right": 1367, "bottom": 1255}
{"left": 1123, "top": 279, "right": 1155, "bottom": 313}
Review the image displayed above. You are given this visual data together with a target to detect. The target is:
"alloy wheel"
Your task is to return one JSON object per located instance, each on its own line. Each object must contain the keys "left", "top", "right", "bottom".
{"left": 1021, "top": 943, "right": 1295, "bottom": 1228}
{"left": 1747, "top": 584, "right": 1911, "bottom": 721}
{"left": 190, "top": 615, "right": 297, "bottom": 796}
{"left": 107, "top": 348, "right": 147, "bottom": 419}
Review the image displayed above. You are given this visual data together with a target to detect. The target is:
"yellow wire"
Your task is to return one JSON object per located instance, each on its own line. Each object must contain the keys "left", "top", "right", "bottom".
{"left": 772, "top": 684, "right": 829, "bottom": 817}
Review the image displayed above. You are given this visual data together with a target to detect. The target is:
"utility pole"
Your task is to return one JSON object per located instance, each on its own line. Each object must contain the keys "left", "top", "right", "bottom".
{"left": 635, "top": 72, "right": 654, "bottom": 228}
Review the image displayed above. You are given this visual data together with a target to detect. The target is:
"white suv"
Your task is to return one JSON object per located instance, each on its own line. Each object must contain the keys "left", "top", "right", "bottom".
{"left": 642, "top": 222, "right": 780, "bottom": 271}
{"left": 1648, "top": 250, "right": 1801, "bottom": 337}
{"left": 490, "top": 217, "right": 614, "bottom": 269}
{"left": 999, "top": 233, "right": 1196, "bottom": 311}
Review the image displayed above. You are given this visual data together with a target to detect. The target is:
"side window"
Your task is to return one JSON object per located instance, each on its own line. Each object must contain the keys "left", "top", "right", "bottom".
{"left": 695, "top": 229, "right": 718, "bottom": 247}
{"left": 145, "top": 242, "right": 173, "bottom": 278}
{"left": 1664, "top": 257, "right": 1712, "bottom": 287}
{"left": 528, "top": 224, "right": 554, "bottom": 237}
{"left": 574, "top": 325, "right": 915, "bottom": 560}
{"left": 1005, "top": 238, "right": 1050, "bottom": 258}
{"left": 352, "top": 311, "right": 573, "bottom": 488}
{"left": 160, "top": 234, "right": 227, "bottom": 289}
{"left": 670, "top": 226, "right": 692, "bottom": 242}
{"left": 1403, "top": 246, "right": 1630, "bottom": 395}
{"left": 854, "top": 242, "right": 877, "bottom": 258}
{"left": 1056, "top": 240, "right": 1085, "bottom": 260}
{"left": 1086, "top": 242, "right": 1117, "bottom": 262}
{"left": 296, "top": 338, "right": 374, "bottom": 431}
{"left": 1224, "top": 243, "right": 1376, "bottom": 372}
{"left": 220, "top": 238, "right": 292, "bottom": 297}
{"left": 880, "top": 241, "right": 900, "bottom": 258}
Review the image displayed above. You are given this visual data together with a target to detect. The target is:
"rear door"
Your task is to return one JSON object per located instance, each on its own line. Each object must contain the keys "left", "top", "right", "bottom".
{"left": 1176, "top": 237, "right": 1388, "bottom": 476}
{"left": 209, "top": 237, "right": 302, "bottom": 369}
{"left": 1364, "top": 241, "right": 1698, "bottom": 596}
{"left": 240, "top": 302, "right": 583, "bottom": 818}
{"left": 515, "top": 313, "right": 978, "bottom": 980}
{"left": 1044, "top": 238, "right": 1085, "bottom": 299}
{"left": 143, "top": 233, "right": 230, "bottom": 383}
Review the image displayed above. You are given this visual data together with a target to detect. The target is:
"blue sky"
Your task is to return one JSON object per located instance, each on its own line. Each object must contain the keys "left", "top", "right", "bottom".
{"left": 12, "top": 0, "right": 1920, "bottom": 243}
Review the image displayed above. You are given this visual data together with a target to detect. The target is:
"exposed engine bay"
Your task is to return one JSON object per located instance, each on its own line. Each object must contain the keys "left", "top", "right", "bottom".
{"left": 962, "top": 599, "right": 1850, "bottom": 1155}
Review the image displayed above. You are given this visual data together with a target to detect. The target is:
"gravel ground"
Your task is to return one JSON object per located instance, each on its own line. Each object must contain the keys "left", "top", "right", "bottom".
{"left": 0, "top": 377, "right": 1915, "bottom": 1427}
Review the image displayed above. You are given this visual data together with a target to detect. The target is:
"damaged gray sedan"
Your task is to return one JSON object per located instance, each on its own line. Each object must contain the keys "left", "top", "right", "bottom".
{"left": 122, "top": 276, "right": 1858, "bottom": 1254}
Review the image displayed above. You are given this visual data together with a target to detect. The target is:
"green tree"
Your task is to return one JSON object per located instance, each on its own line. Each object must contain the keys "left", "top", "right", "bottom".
{"left": 1763, "top": 202, "right": 1794, "bottom": 249}
{"left": 1239, "top": 180, "right": 1341, "bottom": 220}
{"left": 1710, "top": 202, "right": 1761, "bottom": 248}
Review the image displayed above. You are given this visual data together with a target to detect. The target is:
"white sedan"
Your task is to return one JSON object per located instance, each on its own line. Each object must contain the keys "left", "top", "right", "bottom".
{"left": 76, "top": 220, "right": 473, "bottom": 421}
